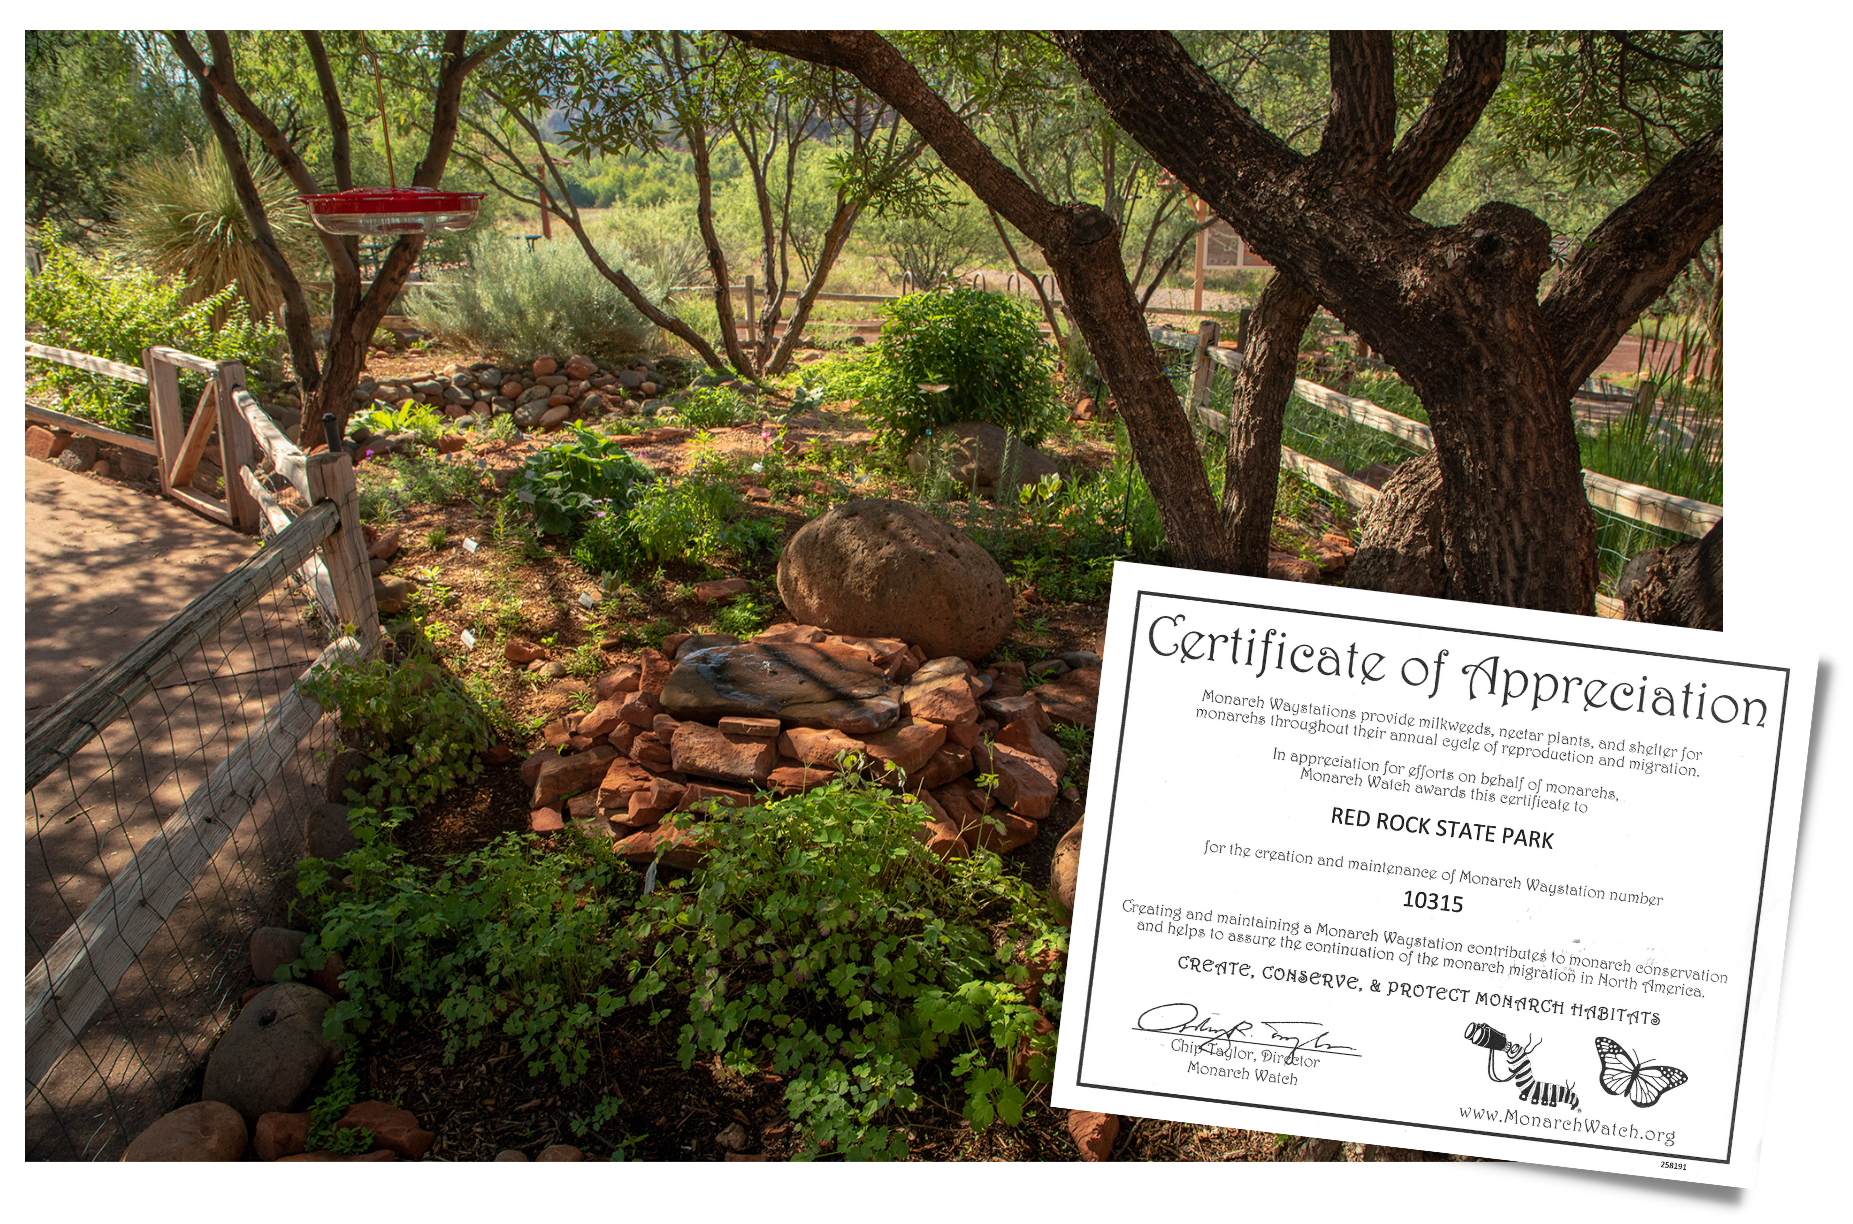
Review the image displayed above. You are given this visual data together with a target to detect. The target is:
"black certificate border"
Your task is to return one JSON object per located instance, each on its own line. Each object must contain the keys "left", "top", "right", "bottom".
{"left": 1072, "top": 588, "right": 1793, "bottom": 1168}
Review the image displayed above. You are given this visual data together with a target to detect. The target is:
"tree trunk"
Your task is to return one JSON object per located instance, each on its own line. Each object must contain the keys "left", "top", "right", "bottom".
{"left": 1620, "top": 520, "right": 1722, "bottom": 631}
{"left": 688, "top": 120, "right": 756, "bottom": 378}
{"left": 764, "top": 198, "right": 862, "bottom": 376}
{"left": 1062, "top": 32, "right": 1718, "bottom": 614}
{"left": 1220, "top": 276, "right": 1318, "bottom": 576}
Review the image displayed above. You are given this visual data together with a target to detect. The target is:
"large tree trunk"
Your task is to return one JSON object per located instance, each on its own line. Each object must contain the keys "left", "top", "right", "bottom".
{"left": 1061, "top": 31, "right": 1720, "bottom": 614}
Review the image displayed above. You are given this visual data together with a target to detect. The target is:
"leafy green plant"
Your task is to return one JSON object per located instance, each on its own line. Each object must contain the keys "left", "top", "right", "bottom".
{"left": 864, "top": 288, "right": 1060, "bottom": 450}
{"left": 710, "top": 592, "right": 773, "bottom": 638}
{"left": 510, "top": 425, "right": 655, "bottom": 536}
{"left": 354, "top": 451, "right": 492, "bottom": 524}
{"left": 303, "top": 1059, "right": 374, "bottom": 1155}
{"left": 410, "top": 233, "right": 663, "bottom": 363}
{"left": 622, "top": 775, "right": 1064, "bottom": 1159}
{"left": 300, "top": 655, "right": 487, "bottom": 822}
{"left": 670, "top": 386, "right": 751, "bottom": 429}
{"left": 358, "top": 399, "right": 453, "bottom": 446}
{"left": 297, "top": 831, "right": 641, "bottom": 1137}
{"left": 25, "top": 239, "right": 281, "bottom": 433}
{"left": 572, "top": 460, "right": 775, "bottom": 578}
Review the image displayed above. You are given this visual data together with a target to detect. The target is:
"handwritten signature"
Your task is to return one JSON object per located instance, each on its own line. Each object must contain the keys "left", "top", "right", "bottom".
{"left": 1135, "top": 1003, "right": 1360, "bottom": 1056}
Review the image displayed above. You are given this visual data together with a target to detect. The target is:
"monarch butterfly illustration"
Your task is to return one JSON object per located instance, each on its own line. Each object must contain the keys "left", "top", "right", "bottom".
{"left": 1594, "top": 1036, "right": 1688, "bottom": 1108}
{"left": 1464, "top": 1022, "right": 1580, "bottom": 1110}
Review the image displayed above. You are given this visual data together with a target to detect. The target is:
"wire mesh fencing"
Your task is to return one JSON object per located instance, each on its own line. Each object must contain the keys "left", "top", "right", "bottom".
{"left": 24, "top": 553, "right": 339, "bottom": 1161}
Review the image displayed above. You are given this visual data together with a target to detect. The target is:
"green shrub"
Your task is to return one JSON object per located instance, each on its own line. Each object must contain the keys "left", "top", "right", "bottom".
{"left": 298, "top": 831, "right": 639, "bottom": 1125}
{"left": 625, "top": 776, "right": 1064, "bottom": 1158}
{"left": 864, "top": 288, "right": 1060, "bottom": 449}
{"left": 572, "top": 460, "right": 776, "bottom": 577}
{"left": 25, "top": 240, "right": 281, "bottom": 433}
{"left": 301, "top": 655, "right": 486, "bottom": 817}
{"left": 669, "top": 386, "right": 751, "bottom": 429}
{"left": 356, "top": 399, "right": 454, "bottom": 446}
{"left": 411, "top": 234, "right": 664, "bottom": 363}
{"left": 510, "top": 425, "right": 655, "bottom": 536}
{"left": 790, "top": 350, "right": 883, "bottom": 408}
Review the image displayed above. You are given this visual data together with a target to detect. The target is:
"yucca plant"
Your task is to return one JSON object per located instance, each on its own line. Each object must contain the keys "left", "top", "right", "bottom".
{"left": 110, "top": 144, "right": 316, "bottom": 327}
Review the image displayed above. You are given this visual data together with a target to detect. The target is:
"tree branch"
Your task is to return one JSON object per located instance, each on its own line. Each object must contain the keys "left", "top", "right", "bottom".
{"left": 733, "top": 30, "right": 1058, "bottom": 245}
{"left": 1539, "top": 126, "right": 1723, "bottom": 395}
{"left": 1319, "top": 31, "right": 1397, "bottom": 177}
{"left": 1384, "top": 31, "right": 1506, "bottom": 204}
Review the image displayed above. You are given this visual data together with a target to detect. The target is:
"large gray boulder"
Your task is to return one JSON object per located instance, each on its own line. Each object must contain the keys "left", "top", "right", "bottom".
{"left": 905, "top": 420, "right": 1059, "bottom": 496}
{"left": 200, "top": 984, "right": 334, "bottom": 1123}
{"left": 777, "top": 499, "right": 1014, "bottom": 660}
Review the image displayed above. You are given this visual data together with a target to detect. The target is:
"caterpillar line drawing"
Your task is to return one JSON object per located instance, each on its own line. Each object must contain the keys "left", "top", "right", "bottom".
{"left": 1464, "top": 1022, "right": 1580, "bottom": 1110}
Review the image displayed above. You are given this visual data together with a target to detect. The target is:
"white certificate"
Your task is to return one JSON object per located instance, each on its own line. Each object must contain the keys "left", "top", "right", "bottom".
{"left": 1053, "top": 563, "right": 1816, "bottom": 1186}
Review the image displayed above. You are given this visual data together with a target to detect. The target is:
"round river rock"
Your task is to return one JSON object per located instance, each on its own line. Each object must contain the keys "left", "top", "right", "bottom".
{"left": 777, "top": 498, "right": 1013, "bottom": 660}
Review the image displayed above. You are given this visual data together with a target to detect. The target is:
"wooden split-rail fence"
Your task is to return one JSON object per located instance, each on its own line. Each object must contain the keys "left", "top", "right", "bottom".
{"left": 1149, "top": 321, "right": 1724, "bottom": 614}
{"left": 23, "top": 347, "right": 381, "bottom": 1093}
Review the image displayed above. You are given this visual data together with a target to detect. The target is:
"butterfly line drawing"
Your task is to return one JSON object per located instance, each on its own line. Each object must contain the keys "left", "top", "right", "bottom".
{"left": 1464, "top": 1022, "right": 1579, "bottom": 1110}
{"left": 1594, "top": 1036, "right": 1688, "bottom": 1108}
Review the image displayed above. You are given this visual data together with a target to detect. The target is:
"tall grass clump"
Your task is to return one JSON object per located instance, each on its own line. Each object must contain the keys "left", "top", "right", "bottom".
{"left": 412, "top": 235, "right": 664, "bottom": 362}
{"left": 110, "top": 144, "right": 314, "bottom": 326}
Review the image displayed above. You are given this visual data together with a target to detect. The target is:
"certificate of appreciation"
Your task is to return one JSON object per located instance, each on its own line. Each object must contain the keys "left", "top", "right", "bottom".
{"left": 1053, "top": 563, "right": 1816, "bottom": 1186}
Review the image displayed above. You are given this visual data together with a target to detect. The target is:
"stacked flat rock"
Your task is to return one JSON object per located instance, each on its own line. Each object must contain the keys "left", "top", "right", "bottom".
{"left": 520, "top": 625, "right": 1101, "bottom": 869}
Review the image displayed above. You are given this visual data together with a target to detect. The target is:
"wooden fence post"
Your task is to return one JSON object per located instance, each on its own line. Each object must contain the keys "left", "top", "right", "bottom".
{"left": 304, "top": 451, "right": 381, "bottom": 653}
{"left": 1188, "top": 318, "right": 1222, "bottom": 415}
{"left": 1236, "top": 308, "right": 1253, "bottom": 353}
{"left": 143, "top": 346, "right": 182, "bottom": 497}
{"left": 743, "top": 274, "right": 756, "bottom": 350}
{"left": 215, "top": 361, "right": 260, "bottom": 533}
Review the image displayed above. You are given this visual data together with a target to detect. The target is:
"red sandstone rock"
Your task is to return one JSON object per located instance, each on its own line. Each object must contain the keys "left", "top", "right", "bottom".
{"left": 996, "top": 718, "right": 1068, "bottom": 779}
{"left": 777, "top": 726, "right": 865, "bottom": 770}
{"left": 693, "top": 577, "right": 750, "bottom": 602}
{"left": 981, "top": 693, "right": 1050, "bottom": 731}
{"left": 578, "top": 696, "right": 625, "bottom": 740}
{"left": 901, "top": 659, "right": 982, "bottom": 726}
{"left": 531, "top": 745, "right": 618, "bottom": 810}
{"left": 853, "top": 718, "right": 947, "bottom": 777}
{"left": 717, "top": 715, "right": 780, "bottom": 738}
{"left": 914, "top": 743, "right": 974, "bottom": 791}
{"left": 597, "top": 760, "right": 658, "bottom": 811}
{"left": 617, "top": 689, "right": 664, "bottom": 728}
{"left": 677, "top": 781, "right": 755, "bottom": 812}
{"left": 593, "top": 664, "right": 641, "bottom": 700}
{"left": 336, "top": 1100, "right": 434, "bottom": 1159}
{"left": 615, "top": 818, "right": 709, "bottom": 869}
{"left": 521, "top": 749, "right": 557, "bottom": 787}
{"left": 1067, "top": 1110, "right": 1119, "bottom": 1161}
{"left": 626, "top": 778, "right": 685, "bottom": 827}
{"left": 975, "top": 742, "right": 1058, "bottom": 820}
{"left": 765, "top": 760, "right": 835, "bottom": 794}
{"left": 975, "top": 809, "right": 1039, "bottom": 853}
{"left": 1031, "top": 668, "right": 1100, "bottom": 730}
{"left": 752, "top": 624, "right": 829, "bottom": 644}
{"left": 254, "top": 1111, "right": 311, "bottom": 1160}
{"left": 629, "top": 731, "right": 675, "bottom": 773}
{"left": 505, "top": 637, "right": 547, "bottom": 664}
{"left": 671, "top": 722, "right": 777, "bottom": 783}
{"left": 530, "top": 807, "right": 565, "bottom": 833}
{"left": 639, "top": 648, "right": 675, "bottom": 695}
{"left": 607, "top": 723, "right": 638, "bottom": 753}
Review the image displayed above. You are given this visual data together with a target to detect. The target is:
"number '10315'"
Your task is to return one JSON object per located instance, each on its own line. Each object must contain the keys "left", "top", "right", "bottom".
{"left": 1403, "top": 891, "right": 1463, "bottom": 912}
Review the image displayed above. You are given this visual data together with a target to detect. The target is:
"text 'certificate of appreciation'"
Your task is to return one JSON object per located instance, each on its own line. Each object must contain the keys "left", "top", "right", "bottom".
{"left": 1053, "top": 563, "right": 1816, "bottom": 1186}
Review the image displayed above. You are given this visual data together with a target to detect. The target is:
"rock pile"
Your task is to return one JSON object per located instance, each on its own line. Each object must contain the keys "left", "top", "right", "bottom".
{"left": 350, "top": 354, "right": 755, "bottom": 442}
{"left": 518, "top": 623, "right": 1100, "bottom": 868}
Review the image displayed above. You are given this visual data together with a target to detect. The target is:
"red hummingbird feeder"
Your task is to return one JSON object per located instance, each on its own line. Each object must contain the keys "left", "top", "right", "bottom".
{"left": 300, "top": 186, "right": 484, "bottom": 236}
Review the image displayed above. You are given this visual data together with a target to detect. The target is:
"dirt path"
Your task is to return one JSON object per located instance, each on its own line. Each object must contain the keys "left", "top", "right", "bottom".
{"left": 24, "top": 458, "right": 252, "bottom": 717}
